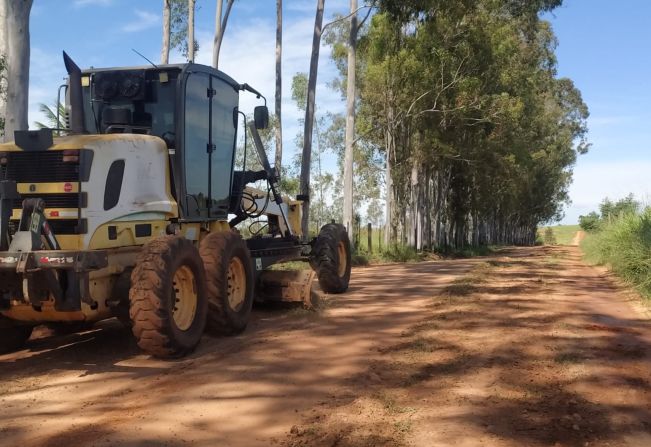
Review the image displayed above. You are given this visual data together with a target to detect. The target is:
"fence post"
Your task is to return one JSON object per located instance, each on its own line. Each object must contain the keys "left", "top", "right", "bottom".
{"left": 367, "top": 223, "right": 372, "bottom": 253}
{"left": 379, "top": 226, "right": 383, "bottom": 252}
{"left": 354, "top": 214, "right": 360, "bottom": 250}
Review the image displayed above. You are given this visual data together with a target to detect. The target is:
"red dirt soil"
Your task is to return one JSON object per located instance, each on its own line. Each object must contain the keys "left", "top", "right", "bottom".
{"left": 0, "top": 246, "right": 650, "bottom": 446}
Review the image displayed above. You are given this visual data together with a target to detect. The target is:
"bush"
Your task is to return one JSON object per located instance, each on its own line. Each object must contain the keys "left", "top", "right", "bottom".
{"left": 352, "top": 253, "right": 370, "bottom": 266}
{"left": 581, "top": 209, "right": 651, "bottom": 298}
{"left": 380, "top": 244, "right": 423, "bottom": 263}
{"left": 579, "top": 211, "right": 601, "bottom": 232}
{"left": 543, "top": 227, "right": 557, "bottom": 245}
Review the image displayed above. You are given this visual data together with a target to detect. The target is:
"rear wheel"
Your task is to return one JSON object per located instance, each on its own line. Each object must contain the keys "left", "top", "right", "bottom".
{"left": 129, "top": 236, "right": 208, "bottom": 358}
{"left": 200, "top": 231, "right": 254, "bottom": 335}
{"left": 0, "top": 317, "right": 33, "bottom": 354}
{"left": 310, "top": 223, "right": 351, "bottom": 294}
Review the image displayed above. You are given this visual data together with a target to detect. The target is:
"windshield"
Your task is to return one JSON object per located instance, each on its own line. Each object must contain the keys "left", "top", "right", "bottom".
{"left": 80, "top": 68, "right": 179, "bottom": 147}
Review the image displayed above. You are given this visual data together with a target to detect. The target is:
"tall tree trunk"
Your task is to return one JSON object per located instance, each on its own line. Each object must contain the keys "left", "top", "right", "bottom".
{"left": 3, "top": 0, "right": 32, "bottom": 141}
{"left": 409, "top": 161, "right": 418, "bottom": 247}
{"left": 188, "top": 0, "right": 195, "bottom": 62}
{"left": 0, "top": 0, "right": 7, "bottom": 137}
{"left": 299, "top": 0, "right": 325, "bottom": 240}
{"left": 342, "top": 0, "right": 357, "bottom": 240}
{"left": 274, "top": 0, "right": 283, "bottom": 172}
{"left": 384, "top": 146, "right": 393, "bottom": 245}
{"left": 384, "top": 117, "right": 395, "bottom": 245}
{"left": 212, "top": 0, "right": 234, "bottom": 69}
{"left": 161, "top": 0, "right": 171, "bottom": 64}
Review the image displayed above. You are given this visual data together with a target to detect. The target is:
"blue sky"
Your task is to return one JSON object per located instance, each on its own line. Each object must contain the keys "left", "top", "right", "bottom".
{"left": 545, "top": 1, "right": 651, "bottom": 223}
{"left": 29, "top": 0, "right": 349, "bottom": 173}
{"left": 28, "top": 0, "right": 650, "bottom": 224}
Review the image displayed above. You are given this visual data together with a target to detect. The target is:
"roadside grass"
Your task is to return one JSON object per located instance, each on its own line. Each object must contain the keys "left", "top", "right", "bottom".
{"left": 538, "top": 224, "right": 580, "bottom": 245}
{"left": 544, "top": 252, "right": 566, "bottom": 267}
{"left": 405, "top": 337, "right": 438, "bottom": 353}
{"left": 269, "top": 261, "right": 310, "bottom": 271}
{"left": 441, "top": 262, "right": 493, "bottom": 297}
{"left": 581, "top": 210, "right": 651, "bottom": 299}
{"left": 554, "top": 352, "right": 584, "bottom": 364}
{"left": 374, "top": 391, "right": 417, "bottom": 415}
{"left": 352, "top": 244, "right": 497, "bottom": 266}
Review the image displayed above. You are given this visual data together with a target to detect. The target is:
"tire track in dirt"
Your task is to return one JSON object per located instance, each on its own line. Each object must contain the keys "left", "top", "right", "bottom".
{"left": 0, "top": 258, "right": 479, "bottom": 446}
{"left": 283, "top": 246, "right": 651, "bottom": 447}
{"left": 571, "top": 231, "right": 586, "bottom": 246}
{"left": 2, "top": 247, "right": 650, "bottom": 447}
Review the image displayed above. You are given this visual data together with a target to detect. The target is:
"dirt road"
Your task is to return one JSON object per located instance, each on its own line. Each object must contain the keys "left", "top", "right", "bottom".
{"left": 571, "top": 231, "right": 586, "bottom": 246}
{"left": 1, "top": 246, "right": 650, "bottom": 447}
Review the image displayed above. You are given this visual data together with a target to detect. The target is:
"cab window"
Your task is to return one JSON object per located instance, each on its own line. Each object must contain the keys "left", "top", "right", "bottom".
{"left": 183, "top": 72, "right": 238, "bottom": 218}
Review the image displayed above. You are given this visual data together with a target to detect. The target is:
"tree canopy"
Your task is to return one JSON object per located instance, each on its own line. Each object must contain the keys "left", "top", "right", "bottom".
{"left": 332, "top": 0, "right": 590, "bottom": 248}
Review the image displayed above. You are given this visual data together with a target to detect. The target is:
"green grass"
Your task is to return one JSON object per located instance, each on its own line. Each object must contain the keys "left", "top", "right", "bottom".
{"left": 440, "top": 262, "right": 492, "bottom": 296}
{"left": 538, "top": 224, "right": 580, "bottom": 245}
{"left": 353, "top": 226, "right": 386, "bottom": 254}
{"left": 581, "top": 210, "right": 651, "bottom": 299}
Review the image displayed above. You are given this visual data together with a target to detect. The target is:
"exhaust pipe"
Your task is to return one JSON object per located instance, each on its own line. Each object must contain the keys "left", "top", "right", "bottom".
{"left": 62, "top": 51, "right": 86, "bottom": 134}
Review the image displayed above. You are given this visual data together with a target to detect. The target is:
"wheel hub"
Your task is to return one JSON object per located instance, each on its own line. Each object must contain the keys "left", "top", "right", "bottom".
{"left": 172, "top": 265, "right": 198, "bottom": 331}
{"left": 227, "top": 257, "right": 246, "bottom": 311}
{"left": 337, "top": 241, "right": 347, "bottom": 277}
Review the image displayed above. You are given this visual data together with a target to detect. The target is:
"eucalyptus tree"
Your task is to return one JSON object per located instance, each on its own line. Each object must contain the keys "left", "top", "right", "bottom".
{"left": 161, "top": 0, "right": 171, "bottom": 63}
{"left": 299, "top": 0, "right": 326, "bottom": 239}
{"left": 274, "top": 0, "right": 283, "bottom": 173}
{"left": 342, "top": 0, "right": 358, "bottom": 240}
{"left": 188, "top": 0, "right": 195, "bottom": 62}
{"left": 351, "top": 0, "right": 588, "bottom": 249}
{"left": 0, "top": 0, "right": 32, "bottom": 141}
{"left": 213, "top": 0, "right": 235, "bottom": 68}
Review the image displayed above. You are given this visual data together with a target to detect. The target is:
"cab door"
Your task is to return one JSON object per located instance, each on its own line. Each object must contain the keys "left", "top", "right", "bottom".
{"left": 183, "top": 72, "right": 211, "bottom": 218}
{"left": 183, "top": 72, "right": 238, "bottom": 220}
{"left": 209, "top": 76, "right": 238, "bottom": 218}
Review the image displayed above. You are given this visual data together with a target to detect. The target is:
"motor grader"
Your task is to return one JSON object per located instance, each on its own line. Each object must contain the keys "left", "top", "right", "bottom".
{"left": 0, "top": 52, "right": 351, "bottom": 358}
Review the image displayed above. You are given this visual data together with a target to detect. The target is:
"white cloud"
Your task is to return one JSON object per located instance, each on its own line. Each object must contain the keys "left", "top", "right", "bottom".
{"left": 561, "top": 159, "right": 651, "bottom": 224}
{"left": 28, "top": 2, "right": 348, "bottom": 171}
{"left": 74, "top": 0, "right": 113, "bottom": 7}
{"left": 28, "top": 47, "right": 67, "bottom": 128}
{"left": 286, "top": 0, "right": 349, "bottom": 14}
{"left": 184, "top": 12, "right": 345, "bottom": 167}
{"left": 121, "top": 10, "right": 160, "bottom": 33}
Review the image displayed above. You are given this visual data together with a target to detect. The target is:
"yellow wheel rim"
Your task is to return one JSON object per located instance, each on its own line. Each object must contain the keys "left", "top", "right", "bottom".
{"left": 337, "top": 241, "right": 347, "bottom": 277}
{"left": 172, "top": 265, "right": 198, "bottom": 331}
{"left": 227, "top": 257, "right": 247, "bottom": 311}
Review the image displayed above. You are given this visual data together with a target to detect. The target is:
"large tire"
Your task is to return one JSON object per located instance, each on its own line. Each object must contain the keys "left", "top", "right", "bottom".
{"left": 199, "top": 231, "right": 254, "bottom": 335}
{"left": 0, "top": 317, "right": 33, "bottom": 354}
{"left": 310, "top": 223, "right": 351, "bottom": 294}
{"left": 129, "top": 236, "right": 208, "bottom": 358}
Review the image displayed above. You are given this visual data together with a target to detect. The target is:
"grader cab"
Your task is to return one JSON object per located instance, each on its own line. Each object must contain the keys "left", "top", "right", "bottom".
{"left": 0, "top": 52, "right": 351, "bottom": 358}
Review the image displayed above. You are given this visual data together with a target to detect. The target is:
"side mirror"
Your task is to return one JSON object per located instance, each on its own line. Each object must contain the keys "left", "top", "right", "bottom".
{"left": 254, "top": 105, "right": 269, "bottom": 130}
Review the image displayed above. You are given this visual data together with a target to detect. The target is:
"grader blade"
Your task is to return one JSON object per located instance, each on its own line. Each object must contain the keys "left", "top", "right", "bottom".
{"left": 256, "top": 269, "right": 322, "bottom": 309}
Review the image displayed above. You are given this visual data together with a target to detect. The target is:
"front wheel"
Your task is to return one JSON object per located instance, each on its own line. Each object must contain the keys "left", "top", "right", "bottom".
{"left": 129, "top": 236, "right": 208, "bottom": 358}
{"left": 310, "top": 223, "right": 351, "bottom": 294}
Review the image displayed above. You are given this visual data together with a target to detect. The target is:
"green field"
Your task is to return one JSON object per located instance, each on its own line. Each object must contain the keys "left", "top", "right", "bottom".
{"left": 538, "top": 224, "right": 580, "bottom": 245}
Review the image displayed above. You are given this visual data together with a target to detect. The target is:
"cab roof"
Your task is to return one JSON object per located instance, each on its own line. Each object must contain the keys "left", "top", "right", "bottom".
{"left": 80, "top": 62, "right": 241, "bottom": 91}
